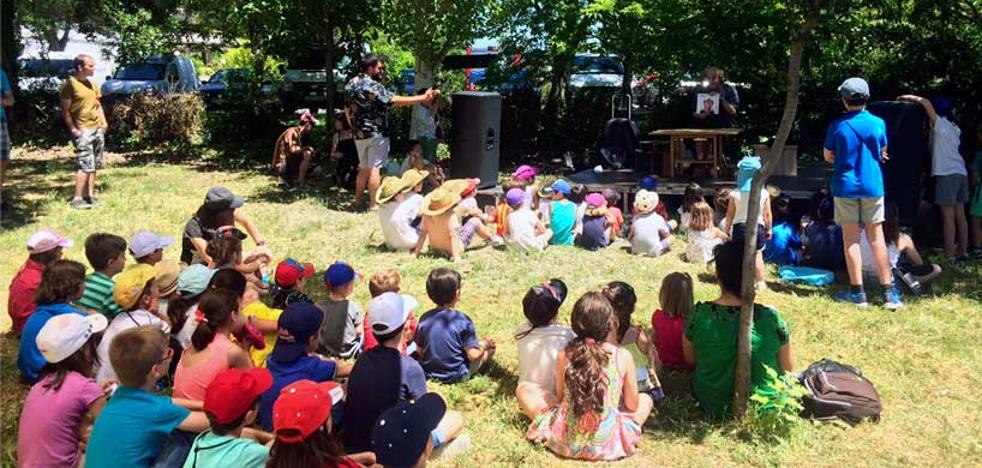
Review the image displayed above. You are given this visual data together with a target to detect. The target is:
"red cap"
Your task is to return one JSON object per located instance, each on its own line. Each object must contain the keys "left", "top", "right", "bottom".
{"left": 203, "top": 368, "right": 273, "bottom": 424}
{"left": 273, "top": 380, "right": 343, "bottom": 443}
{"left": 460, "top": 178, "right": 480, "bottom": 198}
{"left": 275, "top": 258, "right": 315, "bottom": 288}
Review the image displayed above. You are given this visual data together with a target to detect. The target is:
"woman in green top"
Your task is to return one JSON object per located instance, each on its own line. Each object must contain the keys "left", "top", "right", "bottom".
{"left": 682, "top": 240, "right": 794, "bottom": 417}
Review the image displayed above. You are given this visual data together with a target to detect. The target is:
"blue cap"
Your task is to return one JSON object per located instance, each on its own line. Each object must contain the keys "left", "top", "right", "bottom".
{"left": 640, "top": 175, "right": 658, "bottom": 191}
{"left": 550, "top": 179, "right": 571, "bottom": 196}
{"left": 371, "top": 393, "right": 447, "bottom": 466}
{"left": 177, "top": 264, "right": 216, "bottom": 298}
{"left": 736, "top": 156, "right": 762, "bottom": 192}
{"left": 270, "top": 303, "right": 323, "bottom": 363}
{"left": 324, "top": 261, "right": 356, "bottom": 286}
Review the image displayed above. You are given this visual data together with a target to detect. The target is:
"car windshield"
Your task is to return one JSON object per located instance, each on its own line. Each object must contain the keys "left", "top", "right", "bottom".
{"left": 573, "top": 56, "right": 624, "bottom": 74}
{"left": 17, "top": 59, "right": 75, "bottom": 78}
{"left": 114, "top": 63, "right": 166, "bottom": 80}
{"left": 207, "top": 70, "right": 226, "bottom": 83}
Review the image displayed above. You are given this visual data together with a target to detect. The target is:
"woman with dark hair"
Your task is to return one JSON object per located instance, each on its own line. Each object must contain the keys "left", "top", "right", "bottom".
{"left": 181, "top": 186, "right": 267, "bottom": 265}
{"left": 682, "top": 240, "right": 795, "bottom": 418}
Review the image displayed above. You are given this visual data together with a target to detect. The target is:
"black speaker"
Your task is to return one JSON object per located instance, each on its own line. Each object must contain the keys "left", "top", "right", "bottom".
{"left": 450, "top": 91, "right": 501, "bottom": 188}
{"left": 867, "top": 101, "right": 931, "bottom": 225}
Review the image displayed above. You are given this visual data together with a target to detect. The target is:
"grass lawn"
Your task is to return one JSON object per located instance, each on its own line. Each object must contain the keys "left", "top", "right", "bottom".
{"left": 2, "top": 147, "right": 981, "bottom": 467}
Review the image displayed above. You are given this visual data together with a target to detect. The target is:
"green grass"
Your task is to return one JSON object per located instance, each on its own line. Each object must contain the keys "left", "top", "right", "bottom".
{"left": 2, "top": 148, "right": 982, "bottom": 466}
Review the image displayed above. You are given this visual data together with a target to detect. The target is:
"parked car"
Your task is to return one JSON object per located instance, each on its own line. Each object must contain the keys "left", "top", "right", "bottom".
{"left": 101, "top": 55, "right": 199, "bottom": 99}
{"left": 16, "top": 57, "right": 75, "bottom": 92}
{"left": 198, "top": 68, "right": 279, "bottom": 110}
{"left": 279, "top": 66, "right": 345, "bottom": 112}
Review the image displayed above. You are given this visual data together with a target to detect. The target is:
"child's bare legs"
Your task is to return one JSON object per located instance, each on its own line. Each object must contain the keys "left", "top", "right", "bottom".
{"left": 940, "top": 205, "right": 969, "bottom": 258}
{"left": 516, "top": 383, "right": 558, "bottom": 419}
{"left": 863, "top": 223, "right": 893, "bottom": 286}
{"left": 914, "top": 264, "right": 943, "bottom": 284}
{"left": 632, "top": 393, "right": 654, "bottom": 426}
{"left": 755, "top": 250, "right": 766, "bottom": 283}
{"left": 473, "top": 220, "right": 494, "bottom": 241}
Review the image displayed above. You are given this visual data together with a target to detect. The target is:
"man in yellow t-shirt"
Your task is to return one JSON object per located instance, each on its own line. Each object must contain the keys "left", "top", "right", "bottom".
{"left": 60, "top": 54, "right": 108, "bottom": 210}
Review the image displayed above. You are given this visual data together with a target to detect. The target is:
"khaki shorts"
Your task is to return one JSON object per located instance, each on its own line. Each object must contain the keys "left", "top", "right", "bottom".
{"left": 354, "top": 136, "right": 390, "bottom": 170}
{"left": 834, "top": 196, "right": 884, "bottom": 225}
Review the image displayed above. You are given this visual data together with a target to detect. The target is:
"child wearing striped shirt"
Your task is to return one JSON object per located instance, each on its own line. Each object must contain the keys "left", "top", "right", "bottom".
{"left": 76, "top": 233, "right": 127, "bottom": 318}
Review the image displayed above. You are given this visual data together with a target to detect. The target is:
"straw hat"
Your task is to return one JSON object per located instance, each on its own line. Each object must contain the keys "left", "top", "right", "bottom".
{"left": 421, "top": 188, "right": 461, "bottom": 216}
{"left": 634, "top": 189, "right": 659, "bottom": 214}
{"left": 401, "top": 169, "right": 430, "bottom": 190}
{"left": 376, "top": 176, "right": 409, "bottom": 204}
{"left": 439, "top": 179, "right": 469, "bottom": 195}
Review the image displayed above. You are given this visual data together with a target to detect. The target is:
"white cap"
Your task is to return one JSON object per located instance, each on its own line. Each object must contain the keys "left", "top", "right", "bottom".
{"left": 129, "top": 231, "right": 175, "bottom": 258}
{"left": 36, "top": 313, "right": 108, "bottom": 364}
{"left": 27, "top": 230, "right": 73, "bottom": 254}
{"left": 368, "top": 293, "right": 418, "bottom": 336}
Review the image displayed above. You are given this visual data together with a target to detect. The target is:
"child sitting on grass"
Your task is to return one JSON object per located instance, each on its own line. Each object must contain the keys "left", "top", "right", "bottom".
{"left": 491, "top": 179, "right": 524, "bottom": 237}
{"left": 713, "top": 187, "right": 732, "bottom": 230}
{"left": 362, "top": 269, "right": 418, "bottom": 354}
{"left": 684, "top": 201, "right": 728, "bottom": 264}
{"left": 629, "top": 190, "right": 673, "bottom": 257}
{"left": 723, "top": 156, "right": 772, "bottom": 289}
{"left": 603, "top": 189, "right": 624, "bottom": 239}
{"left": 651, "top": 272, "right": 694, "bottom": 371}
{"left": 86, "top": 327, "right": 209, "bottom": 467}
{"left": 371, "top": 393, "right": 466, "bottom": 467}
{"left": 860, "top": 203, "right": 942, "bottom": 293}
{"left": 18, "top": 260, "right": 88, "bottom": 383}
{"left": 677, "top": 182, "right": 705, "bottom": 231}
{"left": 206, "top": 235, "right": 270, "bottom": 295}
{"left": 317, "top": 261, "right": 364, "bottom": 359}
{"left": 403, "top": 139, "right": 445, "bottom": 190}
{"left": 76, "top": 233, "right": 126, "bottom": 318}
{"left": 412, "top": 188, "right": 466, "bottom": 262}
{"left": 801, "top": 188, "right": 847, "bottom": 271}
{"left": 9, "top": 230, "right": 71, "bottom": 337}
{"left": 763, "top": 192, "right": 803, "bottom": 265}
{"left": 577, "top": 193, "right": 613, "bottom": 250}
{"left": 270, "top": 258, "right": 315, "bottom": 309}
{"left": 526, "top": 292, "right": 652, "bottom": 461}
{"left": 570, "top": 183, "right": 588, "bottom": 236}
{"left": 129, "top": 230, "right": 173, "bottom": 266}
{"left": 96, "top": 264, "right": 171, "bottom": 384}
{"left": 603, "top": 281, "right": 663, "bottom": 402}
{"left": 506, "top": 188, "right": 553, "bottom": 253}
{"left": 414, "top": 268, "right": 496, "bottom": 383}
{"left": 514, "top": 279, "right": 574, "bottom": 419}
{"left": 172, "top": 288, "right": 252, "bottom": 401}
{"left": 378, "top": 173, "right": 426, "bottom": 251}
{"left": 17, "top": 313, "right": 108, "bottom": 467}
{"left": 187, "top": 368, "right": 275, "bottom": 468}
{"left": 259, "top": 303, "right": 351, "bottom": 432}
{"left": 549, "top": 180, "right": 577, "bottom": 246}
{"left": 513, "top": 164, "right": 539, "bottom": 209}
{"left": 444, "top": 178, "right": 504, "bottom": 247}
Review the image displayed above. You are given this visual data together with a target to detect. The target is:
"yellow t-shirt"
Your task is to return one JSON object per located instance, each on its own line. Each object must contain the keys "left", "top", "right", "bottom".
{"left": 59, "top": 76, "right": 107, "bottom": 129}
{"left": 243, "top": 302, "right": 283, "bottom": 367}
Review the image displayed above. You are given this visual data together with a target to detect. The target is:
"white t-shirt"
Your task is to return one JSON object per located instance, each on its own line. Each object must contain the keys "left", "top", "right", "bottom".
{"left": 631, "top": 211, "right": 670, "bottom": 256}
{"left": 859, "top": 231, "right": 900, "bottom": 273}
{"left": 96, "top": 309, "right": 171, "bottom": 384}
{"left": 514, "top": 322, "right": 576, "bottom": 394}
{"left": 930, "top": 117, "right": 967, "bottom": 176}
{"left": 507, "top": 208, "right": 546, "bottom": 252}
{"left": 730, "top": 189, "right": 767, "bottom": 228}
{"left": 379, "top": 195, "right": 423, "bottom": 250}
{"left": 175, "top": 303, "right": 199, "bottom": 349}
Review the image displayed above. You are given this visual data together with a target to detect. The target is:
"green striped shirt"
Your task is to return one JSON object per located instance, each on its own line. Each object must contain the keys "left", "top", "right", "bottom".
{"left": 77, "top": 272, "right": 123, "bottom": 318}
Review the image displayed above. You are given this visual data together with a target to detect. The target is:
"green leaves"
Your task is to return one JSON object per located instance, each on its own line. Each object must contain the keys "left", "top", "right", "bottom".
{"left": 744, "top": 364, "right": 809, "bottom": 443}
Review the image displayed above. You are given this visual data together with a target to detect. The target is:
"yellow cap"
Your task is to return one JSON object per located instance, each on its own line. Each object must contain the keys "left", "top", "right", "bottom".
{"left": 114, "top": 264, "right": 157, "bottom": 309}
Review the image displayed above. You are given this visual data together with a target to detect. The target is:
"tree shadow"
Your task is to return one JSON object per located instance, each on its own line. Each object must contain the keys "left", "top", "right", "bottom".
{"left": 766, "top": 280, "right": 831, "bottom": 298}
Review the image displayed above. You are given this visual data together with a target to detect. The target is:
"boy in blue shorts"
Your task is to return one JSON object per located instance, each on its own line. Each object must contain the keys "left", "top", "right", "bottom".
{"left": 823, "top": 77, "right": 900, "bottom": 309}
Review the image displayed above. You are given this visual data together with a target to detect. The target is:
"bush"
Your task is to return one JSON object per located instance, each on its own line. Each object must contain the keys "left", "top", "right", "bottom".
{"left": 7, "top": 88, "right": 66, "bottom": 146}
{"left": 744, "top": 365, "right": 809, "bottom": 444}
{"left": 106, "top": 93, "right": 204, "bottom": 148}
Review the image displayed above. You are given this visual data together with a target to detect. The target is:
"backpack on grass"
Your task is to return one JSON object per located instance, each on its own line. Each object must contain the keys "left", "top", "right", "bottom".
{"left": 798, "top": 359, "right": 882, "bottom": 425}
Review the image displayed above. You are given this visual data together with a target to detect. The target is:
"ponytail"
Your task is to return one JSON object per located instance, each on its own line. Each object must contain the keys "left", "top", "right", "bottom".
{"left": 565, "top": 292, "right": 615, "bottom": 422}
{"left": 190, "top": 289, "right": 240, "bottom": 351}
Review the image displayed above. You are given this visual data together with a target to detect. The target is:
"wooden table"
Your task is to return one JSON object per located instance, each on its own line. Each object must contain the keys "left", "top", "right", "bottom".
{"left": 650, "top": 128, "right": 742, "bottom": 178}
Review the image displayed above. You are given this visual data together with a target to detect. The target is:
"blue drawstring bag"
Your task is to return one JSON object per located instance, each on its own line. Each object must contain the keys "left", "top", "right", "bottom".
{"left": 778, "top": 266, "right": 834, "bottom": 286}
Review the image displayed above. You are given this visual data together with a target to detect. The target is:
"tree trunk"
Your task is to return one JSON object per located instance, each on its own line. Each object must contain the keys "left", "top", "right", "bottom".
{"left": 621, "top": 52, "right": 633, "bottom": 97}
{"left": 732, "top": 0, "right": 821, "bottom": 419}
{"left": 414, "top": 54, "right": 436, "bottom": 91}
{"left": 324, "top": 14, "right": 336, "bottom": 114}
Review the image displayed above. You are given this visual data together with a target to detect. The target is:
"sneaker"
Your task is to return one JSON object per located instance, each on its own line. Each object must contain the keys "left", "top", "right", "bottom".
{"left": 898, "top": 272, "right": 924, "bottom": 296}
{"left": 69, "top": 198, "right": 92, "bottom": 210}
{"left": 834, "top": 289, "right": 868, "bottom": 308}
{"left": 882, "top": 287, "right": 903, "bottom": 310}
{"left": 84, "top": 196, "right": 103, "bottom": 207}
{"left": 490, "top": 235, "right": 505, "bottom": 247}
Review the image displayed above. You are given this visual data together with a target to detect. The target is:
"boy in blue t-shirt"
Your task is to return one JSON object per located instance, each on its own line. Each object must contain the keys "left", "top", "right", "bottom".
{"left": 763, "top": 193, "right": 802, "bottom": 265}
{"left": 413, "top": 268, "right": 495, "bottom": 383}
{"left": 86, "top": 327, "right": 209, "bottom": 468}
{"left": 258, "top": 302, "right": 350, "bottom": 431}
{"left": 822, "top": 77, "right": 900, "bottom": 309}
{"left": 548, "top": 179, "right": 577, "bottom": 245}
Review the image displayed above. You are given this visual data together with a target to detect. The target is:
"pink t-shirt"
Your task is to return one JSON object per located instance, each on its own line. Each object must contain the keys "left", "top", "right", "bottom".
{"left": 651, "top": 309, "right": 692, "bottom": 370}
{"left": 173, "top": 334, "right": 233, "bottom": 400}
{"left": 18, "top": 372, "right": 104, "bottom": 467}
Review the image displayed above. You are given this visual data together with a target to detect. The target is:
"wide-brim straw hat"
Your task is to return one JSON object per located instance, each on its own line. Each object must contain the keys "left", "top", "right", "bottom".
{"left": 421, "top": 188, "right": 461, "bottom": 216}
{"left": 377, "top": 176, "right": 409, "bottom": 204}
{"left": 401, "top": 169, "right": 430, "bottom": 190}
{"left": 439, "top": 179, "right": 469, "bottom": 195}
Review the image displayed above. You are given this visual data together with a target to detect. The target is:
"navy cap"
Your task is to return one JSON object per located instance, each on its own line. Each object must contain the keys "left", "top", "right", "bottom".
{"left": 371, "top": 393, "right": 447, "bottom": 467}
{"left": 324, "top": 261, "right": 356, "bottom": 286}
{"left": 640, "top": 175, "right": 658, "bottom": 191}
{"left": 270, "top": 303, "right": 323, "bottom": 363}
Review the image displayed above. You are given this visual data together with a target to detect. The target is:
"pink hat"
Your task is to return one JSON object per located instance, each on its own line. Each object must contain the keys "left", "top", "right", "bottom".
{"left": 27, "top": 230, "right": 73, "bottom": 254}
{"left": 512, "top": 165, "right": 538, "bottom": 182}
{"left": 585, "top": 193, "right": 607, "bottom": 209}
{"left": 300, "top": 110, "right": 319, "bottom": 125}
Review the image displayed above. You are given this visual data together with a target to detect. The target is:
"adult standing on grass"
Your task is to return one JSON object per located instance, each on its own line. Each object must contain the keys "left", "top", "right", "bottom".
{"left": 346, "top": 54, "right": 439, "bottom": 211}
{"left": 60, "top": 54, "right": 108, "bottom": 210}
{"left": 898, "top": 94, "right": 970, "bottom": 262}
{"left": 1, "top": 66, "right": 14, "bottom": 213}
{"left": 823, "top": 77, "right": 901, "bottom": 309}
{"left": 181, "top": 186, "right": 268, "bottom": 265}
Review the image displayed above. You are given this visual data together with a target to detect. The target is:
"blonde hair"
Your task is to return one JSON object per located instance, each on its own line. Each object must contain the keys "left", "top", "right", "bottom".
{"left": 687, "top": 201, "right": 715, "bottom": 231}
{"left": 369, "top": 269, "right": 401, "bottom": 297}
{"left": 109, "top": 326, "right": 169, "bottom": 387}
{"left": 659, "top": 273, "right": 693, "bottom": 319}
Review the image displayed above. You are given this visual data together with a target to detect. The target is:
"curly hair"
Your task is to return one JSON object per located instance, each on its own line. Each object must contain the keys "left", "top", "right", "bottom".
{"left": 34, "top": 260, "right": 86, "bottom": 305}
{"left": 206, "top": 237, "right": 242, "bottom": 268}
{"left": 565, "top": 292, "right": 615, "bottom": 420}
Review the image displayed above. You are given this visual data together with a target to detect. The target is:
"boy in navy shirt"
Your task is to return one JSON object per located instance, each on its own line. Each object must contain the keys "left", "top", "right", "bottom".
{"left": 823, "top": 77, "right": 900, "bottom": 309}
{"left": 413, "top": 268, "right": 495, "bottom": 383}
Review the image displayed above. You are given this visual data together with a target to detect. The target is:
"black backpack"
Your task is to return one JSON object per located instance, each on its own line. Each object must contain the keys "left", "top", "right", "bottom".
{"left": 798, "top": 359, "right": 882, "bottom": 425}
